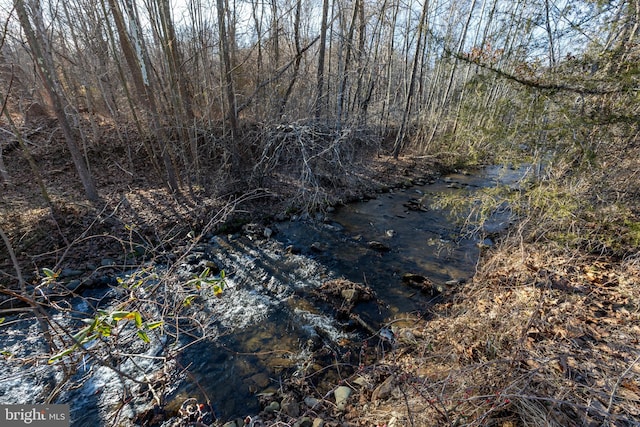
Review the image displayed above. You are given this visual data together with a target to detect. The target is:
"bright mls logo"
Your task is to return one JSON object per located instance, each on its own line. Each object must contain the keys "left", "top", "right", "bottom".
{"left": 1, "top": 405, "right": 69, "bottom": 426}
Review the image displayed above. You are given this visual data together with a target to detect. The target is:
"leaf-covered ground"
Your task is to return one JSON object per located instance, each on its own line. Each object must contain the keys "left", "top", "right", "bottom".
{"left": 333, "top": 245, "right": 640, "bottom": 427}
{"left": 2, "top": 124, "right": 640, "bottom": 426}
{"left": 0, "top": 124, "right": 442, "bottom": 285}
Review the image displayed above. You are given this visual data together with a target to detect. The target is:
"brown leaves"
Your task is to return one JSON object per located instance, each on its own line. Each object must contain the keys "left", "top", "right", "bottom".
{"left": 348, "top": 239, "right": 640, "bottom": 426}
{"left": 582, "top": 262, "right": 620, "bottom": 287}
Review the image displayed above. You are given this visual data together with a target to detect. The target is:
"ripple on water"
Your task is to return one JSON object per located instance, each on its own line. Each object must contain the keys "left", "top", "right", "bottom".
{"left": 0, "top": 165, "right": 533, "bottom": 424}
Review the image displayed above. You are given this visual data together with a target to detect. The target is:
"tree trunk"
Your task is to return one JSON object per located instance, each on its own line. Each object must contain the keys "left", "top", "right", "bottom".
{"left": 381, "top": 0, "right": 399, "bottom": 131}
{"left": 424, "top": 0, "right": 477, "bottom": 148}
{"left": 105, "top": 0, "right": 179, "bottom": 192}
{"left": 217, "top": 0, "right": 238, "bottom": 135}
{"left": 315, "top": 0, "right": 330, "bottom": 119}
{"left": 13, "top": 0, "right": 99, "bottom": 202}
{"left": 337, "top": 0, "right": 360, "bottom": 126}
{"left": 544, "top": 0, "right": 556, "bottom": 68}
{"left": 393, "top": 0, "right": 429, "bottom": 158}
{"left": 279, "top": 0, "right": 302, "bottom": 117}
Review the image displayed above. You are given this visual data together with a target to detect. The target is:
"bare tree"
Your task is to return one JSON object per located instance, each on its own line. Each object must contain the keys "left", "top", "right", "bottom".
{"left": 104, "top": 0, "right": 179, "bottom": 191}
{"left": 13, "top": 0, "right": 99, "bottom": 201}
{"left": 279, "top": 0, "right": 303, "bottom": 117}
{"left": 315, "top": 0, "right": 330, "bottom": 119}
{"left": 4, "top": 0, "right": 631, "bottom": 198}
{"left": 217, "top": 0, "right": 238, "bottom": 135}
{"left": 393, "top": 0, "right": 430, "bottom": 158}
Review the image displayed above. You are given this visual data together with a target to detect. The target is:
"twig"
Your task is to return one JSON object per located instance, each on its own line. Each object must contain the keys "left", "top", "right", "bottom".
{"left": 399, "top": 380, "right": 416, "bottom": 427}
{"left": 113, "top": 160, "right": 135, "bottom": 177}
{"left": 606, "top": 351, "right": 640, "bottom": 414}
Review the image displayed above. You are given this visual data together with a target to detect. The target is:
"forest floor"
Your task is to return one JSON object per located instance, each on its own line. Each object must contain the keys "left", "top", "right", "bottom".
{"left": 1, "top": 125, "right": 441, "bottom": 279}
{"left": 1, "top": 128, "right": 640, "bottom": 427}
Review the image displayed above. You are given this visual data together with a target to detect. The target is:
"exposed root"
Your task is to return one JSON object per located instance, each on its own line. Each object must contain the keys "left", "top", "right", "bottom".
{"left": 343, "top": 240, "right": 640, "bottom": 426}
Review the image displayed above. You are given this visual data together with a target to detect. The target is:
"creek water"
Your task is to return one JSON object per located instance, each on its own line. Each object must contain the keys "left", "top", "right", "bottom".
{"left": 0, "top": 165, "right": 531, "bottom": 425}
{"left": 158, "top": 165, "right": 529, "bottom": 422}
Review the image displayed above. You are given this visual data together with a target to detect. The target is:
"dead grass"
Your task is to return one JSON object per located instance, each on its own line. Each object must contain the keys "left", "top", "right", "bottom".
{"left": 7, "top": 119, "right": 639, "bottom": 427}
{"left": 346, "top": 236, "right": 640, "bottom": 427}
{"left": 0, "top": 120, "right": 443, "bottom": 288}
{"left": 346, "top": 146, "right": 640, "bottom": 426}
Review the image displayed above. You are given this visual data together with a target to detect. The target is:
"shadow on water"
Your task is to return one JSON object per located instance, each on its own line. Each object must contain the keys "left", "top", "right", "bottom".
{"left": 0, "top": 165, "right": 533, "bottom": 425}
{"left": 163, "top": 165, "right": 533, "bottom": 421}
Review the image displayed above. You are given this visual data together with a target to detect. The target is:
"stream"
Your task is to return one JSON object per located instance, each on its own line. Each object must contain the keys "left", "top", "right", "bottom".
{"left": 0, "top": 165, "right": 532, "bottom": 425}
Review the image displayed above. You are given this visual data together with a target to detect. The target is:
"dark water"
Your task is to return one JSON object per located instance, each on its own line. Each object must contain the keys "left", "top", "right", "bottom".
{"left": 278, "top": 165, "right": 526, "bottom": 320}
{"left": 162, "top": 165, "right": 530, "bottom": 421}
{"left": 0, "top": 165, "right": 532, "bottom": 425}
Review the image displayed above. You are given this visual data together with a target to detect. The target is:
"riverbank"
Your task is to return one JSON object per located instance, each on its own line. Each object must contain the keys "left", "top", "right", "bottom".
{"left": 2, "top": 131, "right": 640, "bottom": 426}
{"left": 2, "top": 133, "right": 448, "bottom": 425}
{"left": 249, "top": 183, "right": 640, "bottom": 426}
{"left": 288, "top": 157, "right": 640, "bottom": 426}
{"left": 1, "top": 133, "right": 443, "bottom": 283}
{"left": 324, "top": 239, "right": 640, "bottom": 427}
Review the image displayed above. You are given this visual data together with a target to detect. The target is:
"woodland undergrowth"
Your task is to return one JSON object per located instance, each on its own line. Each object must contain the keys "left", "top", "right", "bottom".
{"left": 335, "top": 82, "right": 640, "bottom": 426}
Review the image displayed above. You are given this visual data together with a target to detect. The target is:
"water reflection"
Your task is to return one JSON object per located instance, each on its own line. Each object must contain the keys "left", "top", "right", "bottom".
{"left": 176, "top": 165, "right": 530, "bottom": 420}
{"left": 62, "top": 165, "right": 530, "bottom": 423}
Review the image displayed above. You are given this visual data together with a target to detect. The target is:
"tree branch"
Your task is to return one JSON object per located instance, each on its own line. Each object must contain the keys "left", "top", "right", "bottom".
{"left": 450, "top": 49, "right": 634, "bottom": 96}
{"left": 236, "top": 35, "right": 320, "bottom": 115}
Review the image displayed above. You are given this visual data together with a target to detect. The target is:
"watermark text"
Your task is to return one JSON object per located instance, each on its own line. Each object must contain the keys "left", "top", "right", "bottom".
{"left": 1, "top": 405, "right": 69, "bottom": 426}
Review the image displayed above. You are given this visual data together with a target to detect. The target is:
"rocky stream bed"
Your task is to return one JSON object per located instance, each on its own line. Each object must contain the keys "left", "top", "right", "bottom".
{"left": 0, "top": 165, "right": 532, "bottom": 426}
